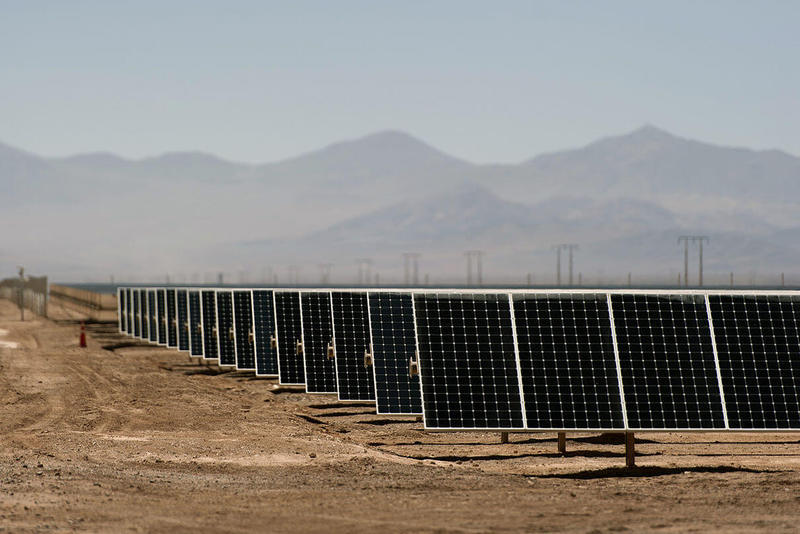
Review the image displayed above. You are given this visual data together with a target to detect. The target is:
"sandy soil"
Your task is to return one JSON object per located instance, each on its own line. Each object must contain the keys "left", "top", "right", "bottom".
{"left": 1, "top": 298, "right": 799, "bottom": 533}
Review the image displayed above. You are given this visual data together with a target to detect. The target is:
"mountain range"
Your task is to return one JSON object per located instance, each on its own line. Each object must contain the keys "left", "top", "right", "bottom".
{"left": 1, "top": 126, "right": 799, "bottom": 285}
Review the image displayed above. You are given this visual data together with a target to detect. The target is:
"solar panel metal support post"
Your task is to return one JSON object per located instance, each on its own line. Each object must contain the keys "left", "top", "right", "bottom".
{"left": 625, "top": 432, "right": 635, "bottom": 468}
{"left": 557, "top": 432, "right": 566, "bottom": 454}
{"left": 500, "top": 432, "right": 509, "bottom": 444}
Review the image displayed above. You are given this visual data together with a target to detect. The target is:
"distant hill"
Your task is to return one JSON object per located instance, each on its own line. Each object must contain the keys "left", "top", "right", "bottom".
{"left": 1, "top": 126, "right": 799, "bottom": 283}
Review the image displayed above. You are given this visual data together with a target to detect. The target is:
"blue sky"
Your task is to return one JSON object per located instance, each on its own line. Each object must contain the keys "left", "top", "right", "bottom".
{"left": 2, "top": 0, "right": 798, "bottom": 163}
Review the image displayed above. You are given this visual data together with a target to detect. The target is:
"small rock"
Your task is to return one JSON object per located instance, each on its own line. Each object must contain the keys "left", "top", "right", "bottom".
{"left": 309, "top": 453, "right": 317, "bottom": 458}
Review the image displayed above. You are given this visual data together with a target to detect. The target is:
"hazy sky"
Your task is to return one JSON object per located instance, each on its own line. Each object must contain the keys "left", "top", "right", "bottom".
{"left": 2, "top": 1, "right": 798, "bottom": 163}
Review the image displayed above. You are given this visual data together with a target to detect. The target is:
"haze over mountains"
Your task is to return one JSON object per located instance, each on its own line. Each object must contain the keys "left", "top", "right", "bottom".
{"left": 2, "top": 126, "right": 799, "bottom": 285}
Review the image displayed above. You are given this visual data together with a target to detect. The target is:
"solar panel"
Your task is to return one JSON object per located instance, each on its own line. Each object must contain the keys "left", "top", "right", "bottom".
{"left": 176, "top": 289, "right": 190, "bottom": 352}
{"left": 252, "top": 290, "right": 278, "bottom": 376}
{"left": 165, "top": 289, "right": 178, "bottom": 348}
{"left": 132, "top": 289, "right": 141, "bottom": 337}
{"left": 300, "top": 291, "right": 337, "bottom": 393}
{"left": 216, "top": 290, "right": 236, "bottom": 366}
{"left": 274, "top": 291, "right": 305, "bottom": 385}
{"left": 414, "top": 292, "right": 524, "bottom": 430}
{"left": 513, "top": 293, "right": 625, "bottom": 430}
{"left": 188, "top": 290, "right": 203, "bottom": 356}
{"left": 156, "top": 289, "right": 167, "bottom": 345}
{"left": 118, "top": 288, "right": 126, "bottom": 333}
{"left": 126, "top": 288, "right": 133, "bottom": 336}
{"left": 201, "top": 290, "right": 218, "bottom": 360}
{"left": 610, "top": 293, "right": 725, "bottom": 430}
{"left": 139, "top": 289, "right": 149, "bottom": 340}
{"left": 147, "top": 290, "right": 158, "bottom": 343}
{"left": 331, "top": 292, "right": 375, "bottom": 402}
{"left": 367, "top": 292, "right": 422, "bottom": 414}
{"left": 709, "top": 294, "right": 800, "bottom": 429}
{"left": 233, "top": 290, "right": 256, "bottom": 370}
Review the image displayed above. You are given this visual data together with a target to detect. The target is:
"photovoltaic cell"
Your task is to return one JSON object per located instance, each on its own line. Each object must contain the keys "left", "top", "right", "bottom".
{"left": 165, "top": 289, "right": 178, "bottom": 347}
{"left": 233, "top": 290, "right": 256, "bottom": 370}
{"left": 216, "top": 291, "right": 236, "bottom": 366}
{"left": 611, "top": 294, "right": 725, "bottom": 430}
{"left": 300, "top": 292, "right": 337, "bottom": 393}
{"left": 156, "top": 289, "right": 167, "bottom": 345}
{"left": 367, "top": 292, "right": 422, "bottom": 414}
{"left": 709, "top": 295, "right": 800, "bottom": 429}
{"left": 138, "top": 289, "right": 149, "bottom": 340}
{"left": 331, "top": 292, "right": 375, "bottom": 402}
{"left": 274, "top": 291, "right": 305, "bottom": 385}
{"left": 513, "top": 293, "right": 625, "bottom": 430}
{"left": 188, "top": 290, "right": 203, "bottom": 356}
{"left": 146, "top": 290, "right": 157, "bottom": 343}
{"left": 201, "top": 290, "right": 218, "bottom": 359}
{"left": 414, "top": 292, "right": 524, "bottom": 429}
{"left": 252, "top": 290, "right": 278, "bottom": 376}
{"left": 177, "top": 289, "right": 190, "bottom": 351}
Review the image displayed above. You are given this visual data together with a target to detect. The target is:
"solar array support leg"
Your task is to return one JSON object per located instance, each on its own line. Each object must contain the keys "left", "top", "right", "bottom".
{"left": 500, "top": 432, "right": 509, "bottom": 444}
{"left": 557, "top": 432, "right": 566, "bottom": 454}
{"left": 625, "top": 432, "right": 635, "bottom": 468}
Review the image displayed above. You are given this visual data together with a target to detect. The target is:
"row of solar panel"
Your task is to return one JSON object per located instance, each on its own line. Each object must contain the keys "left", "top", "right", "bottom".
{"left": 118, "top": 288, "right": 800, "bottom": 432}
{"left": 117, "top": 287, "right": 422, "bottom": 415}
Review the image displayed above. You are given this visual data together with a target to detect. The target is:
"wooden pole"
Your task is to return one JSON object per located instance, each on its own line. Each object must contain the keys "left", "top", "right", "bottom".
{"left": 625, "top": 432, "right": 636, "bottom": 468}
{"left": 557, "top": 432, "right": 566, "bottom": 454}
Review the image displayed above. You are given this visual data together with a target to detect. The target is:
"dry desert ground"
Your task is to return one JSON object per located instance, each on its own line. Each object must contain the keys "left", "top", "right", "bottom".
{"left": 1, "top": 298, "right": 799, "bottom": 532}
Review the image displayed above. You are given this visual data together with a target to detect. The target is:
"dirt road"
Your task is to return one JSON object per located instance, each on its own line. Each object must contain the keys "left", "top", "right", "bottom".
{"left": 0, "top": 299, "right": 799, "bottom": 532}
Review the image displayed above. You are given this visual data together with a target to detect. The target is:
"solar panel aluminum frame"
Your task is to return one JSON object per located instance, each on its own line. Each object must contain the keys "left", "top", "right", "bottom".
{"left": 215, "top": 289, "right": 237, "bottom": 367}
{"left": 251, "top": 289, "right": 278, "bottom": 377}
{"left": 232, "top": 290, "right": 256, "bottom": 371}
{"left": 147, "top": 289, "right": 158, "bottom": 344}
{"left": 118, "top": 287, "right": 126, "bottom": 334}
{"left": 132, "top": 288, "right": 141, "bottom": 338}
{"left": 200, "top": 289, "right": 219, "bottom": 361}
{"left": 188, "top": 290, "right": 204, "bottom": 357}
{"left": 138, "top": 289, "right": 149, "bottom": 341}
{"left": 165, "top": 289, "right": 178, "bottom": 348}
{"left": 330, "top": 290, "right": 376, "bottom": 402}
{"left": 412, "top": 288, "right": 800, "bottom": 433}
{"left": 273, "top": 290, "right": 306, "bottom": 386}
{"left": 136, "top": 287, "right": 146, "bottom": 341}
{"left": 126, "top": 288, "right": 134, "bottom": 336}
{"left": 366, "top": 291, "right": 423, "bottom": 415}
{"left": 299, "top": 291, "right": 338, "bottom": 394}
{"left": 156, "top": 288, "right": 168, "bottom": 346}
{"left": 175, "top": 288, "right": 191, "bottom": 352}
{"left": 413, "top": 291, "right": 526, "bottom": 432}
{"left": 706, "top": 292, "right": 800, "bottom": 431}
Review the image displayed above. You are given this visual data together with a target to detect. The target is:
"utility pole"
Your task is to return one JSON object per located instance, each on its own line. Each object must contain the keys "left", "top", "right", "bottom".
{"left": 288, "top": 265, "right": 299, "bottom": 285}
{"left": 319, "top": 264, "right": 333, "bottom": 285}
{"left": 552, "top": 244, "right": 576, "bottom": 286}
{"left": 691, "top": 236, "right": 709, "bottom": 287}
{"left": 678, "top": 236, "right": 690, "bottom": 287}
{"left": 464, "top": 250, "right": 484, "bottom": 287}
{"left": 552, "top": 245, "right": 562, "bottom": 286}
{"left": 356, "top": 259, "right": 372, "bottom": 286}
{"left": 565, "top": 244, "right": 578, "bottom": 286}
{"left": 678, "top": 235, "right": 709, "bottom": 287}
{"left": 403, "top": 253, "right": 420, "bottom": 286}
